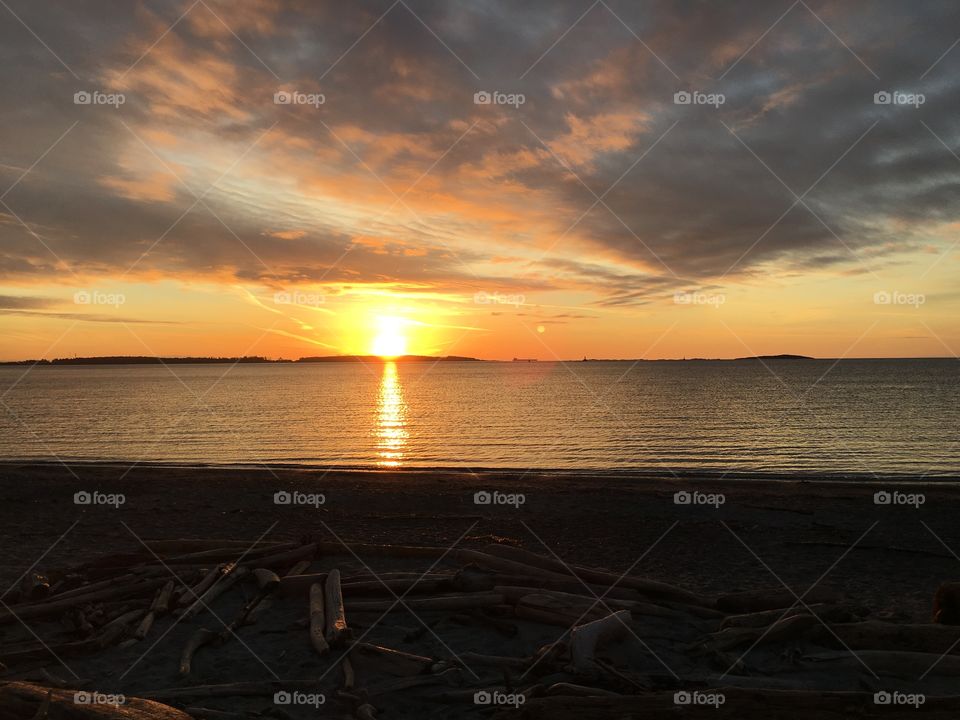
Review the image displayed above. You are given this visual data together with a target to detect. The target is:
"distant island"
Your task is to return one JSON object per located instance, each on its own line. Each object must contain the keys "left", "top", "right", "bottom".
{"left": 0, "top": 355, "right": 483, "bottom": 365}
{"left": 734, "top": 354, "right": 814, "bottom": 360}
{"left": 0, "top": 353, "right": 822, "bottom": 365}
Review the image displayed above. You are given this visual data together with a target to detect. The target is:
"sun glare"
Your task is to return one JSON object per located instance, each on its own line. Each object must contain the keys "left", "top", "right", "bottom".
{"left": 371, "top": 316, "right": 408, "bottom": 358}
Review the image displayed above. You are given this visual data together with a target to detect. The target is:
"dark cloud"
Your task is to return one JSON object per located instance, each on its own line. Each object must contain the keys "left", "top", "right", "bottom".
{"left": 0, "top": 0, "right": 958, "bottom": 304}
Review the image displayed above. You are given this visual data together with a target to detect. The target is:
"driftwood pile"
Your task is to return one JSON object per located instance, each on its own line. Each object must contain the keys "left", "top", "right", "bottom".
{"left": 0, "top": 537, "right": 958, "bottom": 718}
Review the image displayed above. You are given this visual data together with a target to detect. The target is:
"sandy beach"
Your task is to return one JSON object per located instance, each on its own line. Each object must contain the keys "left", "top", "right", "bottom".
{"left": 2, "top": 463, "right": 959, "bottom": 718}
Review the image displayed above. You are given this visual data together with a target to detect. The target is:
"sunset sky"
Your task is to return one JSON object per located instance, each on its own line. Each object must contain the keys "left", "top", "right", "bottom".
{"left": 1, "top": 0, "right": 958, "bottom": 361}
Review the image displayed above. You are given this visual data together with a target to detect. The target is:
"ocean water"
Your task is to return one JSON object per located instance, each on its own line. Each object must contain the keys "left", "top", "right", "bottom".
{"left": 0, "top": 359, "right": 957, "bottom": 478}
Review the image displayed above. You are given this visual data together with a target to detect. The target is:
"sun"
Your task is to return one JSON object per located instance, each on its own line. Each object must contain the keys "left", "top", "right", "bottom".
{"left": 371, "top": 316, "right": 408, "bottom": 358}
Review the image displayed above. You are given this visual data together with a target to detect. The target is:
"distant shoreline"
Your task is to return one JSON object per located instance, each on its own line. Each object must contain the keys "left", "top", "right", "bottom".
{"left": 5, "top": 354, "right": 955, "bottom": 365}
{"left": 1, "top": 459, "right": 957, "bottom": 485}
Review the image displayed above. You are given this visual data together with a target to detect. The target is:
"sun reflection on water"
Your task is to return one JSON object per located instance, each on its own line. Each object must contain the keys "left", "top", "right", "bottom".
{"left": 375, "top": 361, "right": 408, "bottom": 467}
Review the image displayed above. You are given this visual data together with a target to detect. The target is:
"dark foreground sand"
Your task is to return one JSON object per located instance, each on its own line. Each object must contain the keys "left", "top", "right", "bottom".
{"left": 1, "top": 462, "right": 959, "bottom": 718}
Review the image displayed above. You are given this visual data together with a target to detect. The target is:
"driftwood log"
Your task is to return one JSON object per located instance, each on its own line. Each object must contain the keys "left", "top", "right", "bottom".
{"left": 309, "top": 582, "right": 329, "bottom": 655}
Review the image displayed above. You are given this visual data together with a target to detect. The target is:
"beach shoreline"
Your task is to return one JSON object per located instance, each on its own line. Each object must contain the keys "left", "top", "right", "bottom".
{"left": 2, "top": 462, "right": 960, "bottom": 717}
{"left": 2, "top": 461, "right": 958, "bottom": 613}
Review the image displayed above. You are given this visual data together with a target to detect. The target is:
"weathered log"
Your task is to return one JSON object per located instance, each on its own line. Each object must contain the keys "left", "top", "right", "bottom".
{"left": 546, "top": 682, "right": 621, "bottom": 697}
{"left": 355, "top": 703, "right": 378, "bottom": 720}
{"left": 480, "top": 544, "right": 712, "bottom": 607}
{"left": 281, "top": 572, "right": 450, "bottom": 597}
{"left": 315, "top": 542, "right": 445, "bottom": 559}
{"left": 286, "top": 559, "right": 312, "bottom": 576}
{"left": 700, "top": 613, "right": 818, "bottom": 651}
{"left": 568, "top": 610, "right": 631, "bottom": 675}
{"left": 175, "top": 565, "right": 224, "bottom": 608}
{"left": 210, "top": 568, "right": 281, "bottom": 646}
{"left": 495, "top": 585, "right": 686, "bottom": 622}
{"left": 365, "top": 668, "right": 460, "bottom": 696}
{"left": 933, "top": 581, "right": 960, "bottom": 624}
{"left": 812, "top": 621, "right": 960, "bottom": 655}
{"left": 514, "top": 593, "right": 606, "bottom": 627}
{"left": 716, "top": 587, "right": 840, "bottom": 614}
{"left": 350, "top": 643, "right": 434, "bottom": 676}
{"left": 0, "top": 577, "right": 168, "bottom": 625}
{"left": 324, "top": 569, "right": 350, "bottom": 646}
{"left": 242, "top": 543, "right": 316, "bottom": 571}
{"left": 134, "top": 610, "right": 155, "bottom": 640}
{"left": 0, "top": 681, "right": 193, "bottom": 719}
{"left": 163, "top": 542, "right": 299, "bottom": 564}
{"left": 179, "top": 628, "right": 216, "bottom": 677}
{"left": 145, "top": 680, "right": 317, "bottom": 700}
{"left": 309, "top": 583, "right": 329, "bottom": 655}
{"left": 246, "top": 562, "right": 308, "bottom": 625}
{"left": 154, "top": 579, "right": 175, "bottom": 615}
{"left": 346, "top": 593, "right": 506, "bottom": 613}
{"left": 720, "top": 603, "right": 832, "bottom": 630}
{"left": 17, "top": 574, "right": 50, "bottom": 603}
{"left": 799, "top": 649, "right": 960, "bottom": 677}
{"left": 180, "top": 566, "right": 249, "bottom": 620}
{"left": 457, "top": 652, "right": 530, "bottom": 670}
{"left": 47, "top": 573, "right": 140, "bottom": 601}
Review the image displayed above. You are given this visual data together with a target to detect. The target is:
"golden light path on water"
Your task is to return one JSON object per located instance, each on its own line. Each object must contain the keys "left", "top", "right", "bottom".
{"left": 375, "top": 361, "right": 408, "bottom": 467}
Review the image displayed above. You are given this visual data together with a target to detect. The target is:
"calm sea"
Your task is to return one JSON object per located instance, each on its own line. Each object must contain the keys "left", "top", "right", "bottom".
{"left": 0, "top": 359, "right": 957, "bottom": 479}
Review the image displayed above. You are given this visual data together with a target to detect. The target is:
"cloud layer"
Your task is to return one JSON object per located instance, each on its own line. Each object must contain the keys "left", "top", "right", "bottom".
{"left": 1, "top": 0, "right": 959, "bottom": 308}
